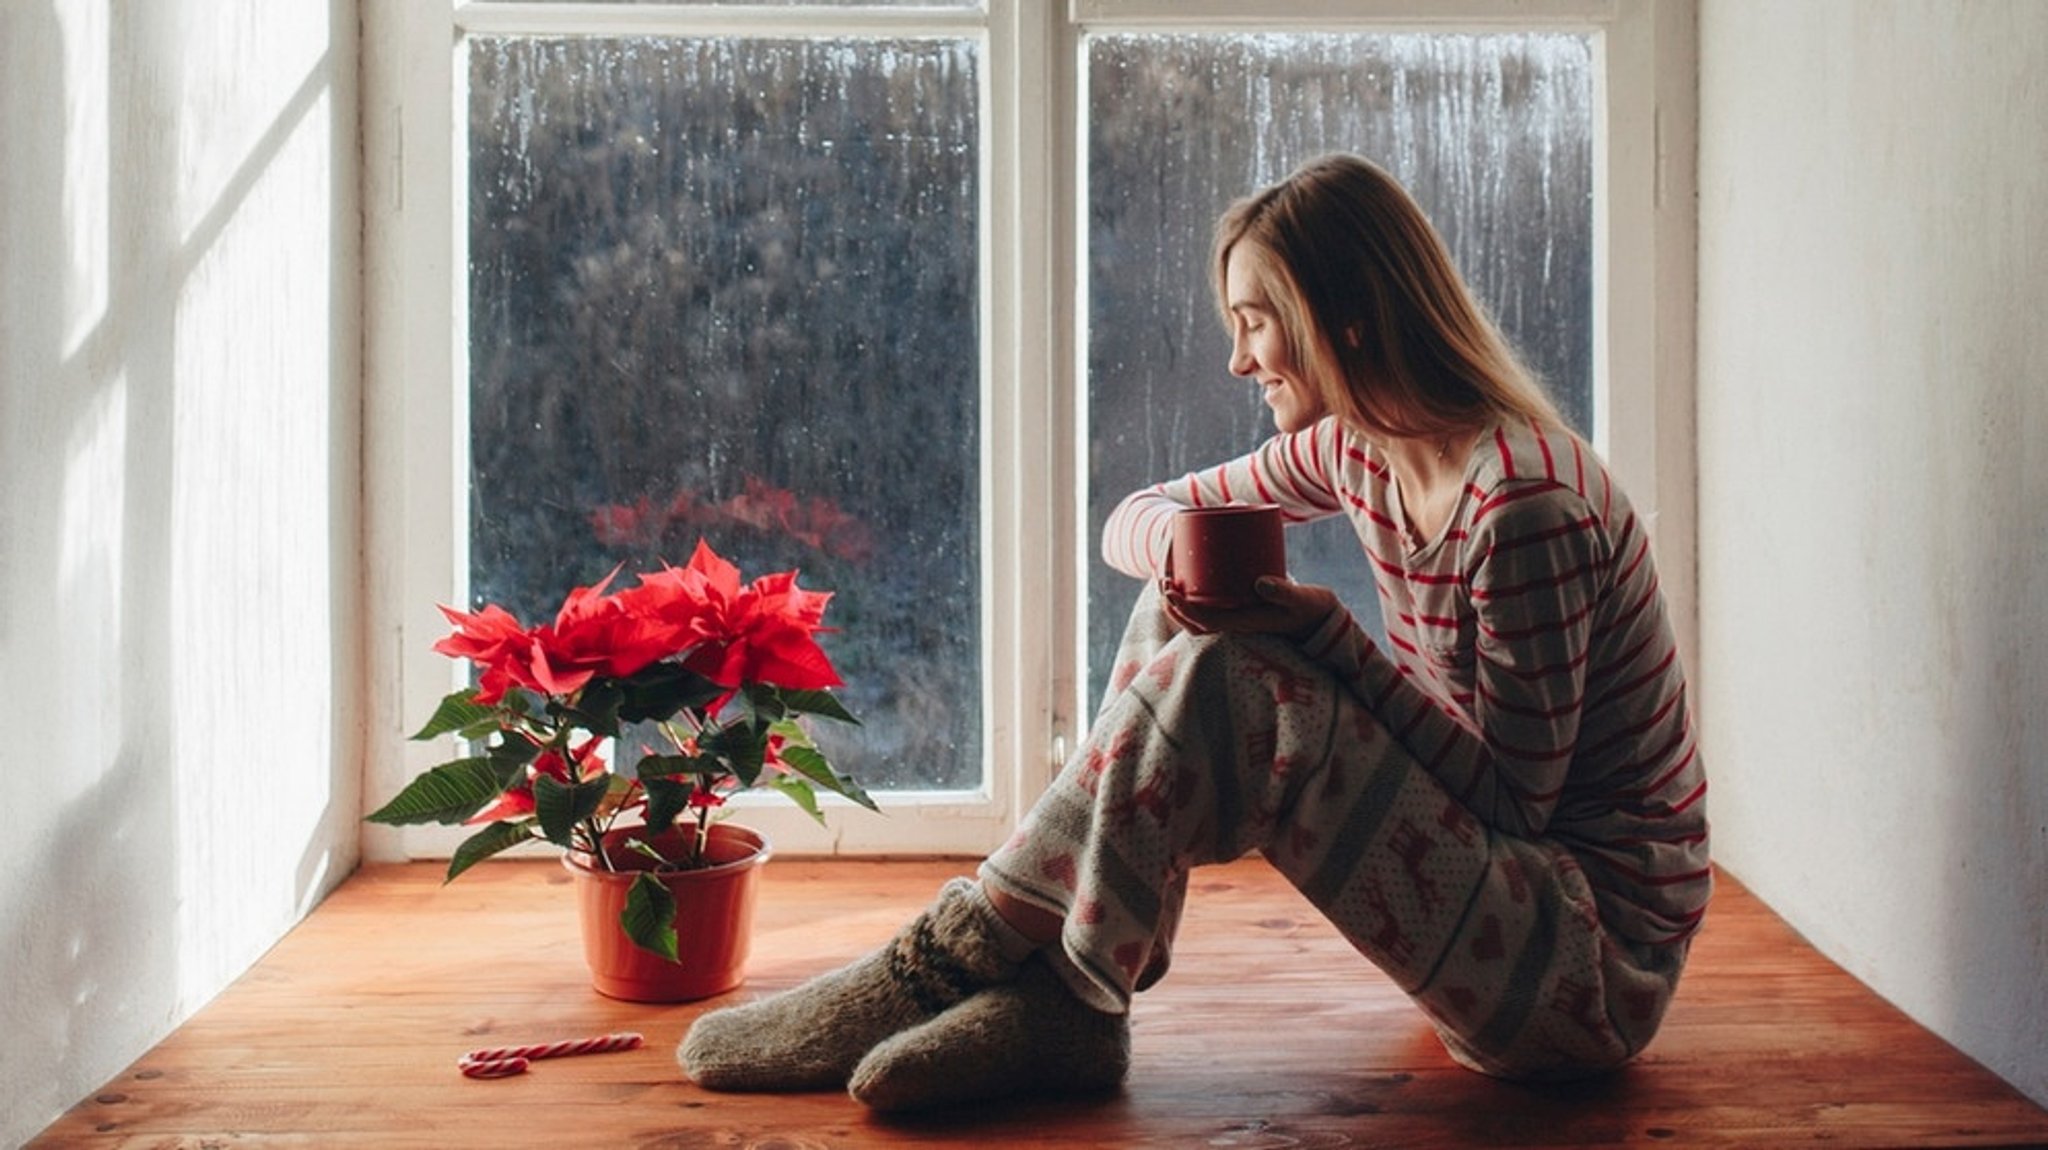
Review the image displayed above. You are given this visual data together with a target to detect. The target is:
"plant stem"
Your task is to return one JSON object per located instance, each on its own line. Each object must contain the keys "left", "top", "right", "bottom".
{"left": 580, "top": 818, "right": 613, "bottom": 872}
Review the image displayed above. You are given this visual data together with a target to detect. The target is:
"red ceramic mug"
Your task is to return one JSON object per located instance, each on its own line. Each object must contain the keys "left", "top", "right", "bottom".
{"left": 1170, "top": 504, "right": 1286, "bottom": 608}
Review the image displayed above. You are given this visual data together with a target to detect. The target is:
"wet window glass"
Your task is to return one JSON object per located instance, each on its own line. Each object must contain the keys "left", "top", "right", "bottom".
{"left": 467, "top": 36, "right": 983, "bottom": 790}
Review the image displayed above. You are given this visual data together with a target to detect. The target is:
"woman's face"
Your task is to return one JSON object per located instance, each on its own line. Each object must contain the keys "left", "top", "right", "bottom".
{"left": 1225, "top": 246, "right": 1329, "bottom": 435}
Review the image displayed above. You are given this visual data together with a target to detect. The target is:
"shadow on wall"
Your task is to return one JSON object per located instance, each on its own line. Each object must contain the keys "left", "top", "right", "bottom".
{"left": 1942, "top": 477, "right": 2048, "bottom": 1107}
{"left": 1934, "top": 119, "right": 2048, "bottom": 1107}
{"left": 0, "top": 1, "right": 189, "bottom": 1140}
{"left": 0, "top": 2, "right": 361, "bottom": 1144}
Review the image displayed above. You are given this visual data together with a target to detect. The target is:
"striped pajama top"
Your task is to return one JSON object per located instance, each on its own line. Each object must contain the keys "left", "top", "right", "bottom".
{"left": 1102, "top": 416, "right": 1710, "bottom": 951}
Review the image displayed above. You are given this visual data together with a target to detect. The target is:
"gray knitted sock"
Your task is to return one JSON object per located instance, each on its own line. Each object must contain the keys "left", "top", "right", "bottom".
{"left": 677, "top": 878, "right": 1019, "bottom": 1092}
{"left": 847, "top": 954, "right": 1132, "bottom": 1112}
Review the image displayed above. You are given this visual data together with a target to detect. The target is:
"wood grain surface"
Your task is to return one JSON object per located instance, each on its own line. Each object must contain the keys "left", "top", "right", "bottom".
{"left": 29, "top": 857, "right": 2048, "bottom": 1148}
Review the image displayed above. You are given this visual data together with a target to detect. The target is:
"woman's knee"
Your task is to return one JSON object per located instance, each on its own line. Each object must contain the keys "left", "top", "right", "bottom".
{"left": 1152, "top": 630, "right": 1317, "bottom": 698}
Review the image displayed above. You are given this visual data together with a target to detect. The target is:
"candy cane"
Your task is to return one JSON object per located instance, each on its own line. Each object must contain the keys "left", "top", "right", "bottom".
{"left": 458, "top": 1031, "right": 643, "bottom": 1079}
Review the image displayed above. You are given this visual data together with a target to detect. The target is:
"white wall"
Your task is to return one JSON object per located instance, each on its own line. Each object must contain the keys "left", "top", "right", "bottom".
{"left": 1697, "top": 0, "right": 2047, "bottom": 1108}
{"left": 0, "top": 2, "right": 361, "bottom": 1144}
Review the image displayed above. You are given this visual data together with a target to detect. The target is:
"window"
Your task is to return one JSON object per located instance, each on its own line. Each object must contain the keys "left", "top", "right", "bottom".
{"left": 467, "top": 35, "right": 984, "bottom": 792}
{"left": 363, "top": 1, "right": 1694, "bottom": 858}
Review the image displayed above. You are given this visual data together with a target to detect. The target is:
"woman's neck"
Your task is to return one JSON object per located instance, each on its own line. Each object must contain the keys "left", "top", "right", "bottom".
{"left": 1380, "top": 425, "right": 1485, "bottom": 549}
{"left": 1381, "top": 425, "right": 1481, "bottom": 488}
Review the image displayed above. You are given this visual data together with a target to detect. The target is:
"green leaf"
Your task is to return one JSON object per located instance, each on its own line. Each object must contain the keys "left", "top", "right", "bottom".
{"left": 533, "top": 773, "right": 610, "bottom": 848}
{"left": 634, "top": 752, "right": 696, "bottom": 780}
{"left": 777, "top": 688, "right": 860, "bottom": 727}
{"left": 618, "top": 664, "right": 725, "bottom": 724}
{"left": 621, "top": 873, "right": 680, "bottom": 962}
{"left": 740, "top": 682, "right": 785, "bottom": 722}
{"left": 410, "top": 690, "right": 495, "bottom": 741}
{"left": 766, "top": 716, "right": 815, "bottom": 751}
{"left": 444, "top": 821, "right": 536, "bottom": 882}
{"left": 641, "top": 775, "right": 694, "bottom": 835}
{"left": 776, "top": 744, "right": 880, "bottom": 812}
{"left": 768, "top": 775, "right": 825, "bottom": 824}
{"left": 487, "top": 736, "right": 541, "bottom": 770}
{"left": 364, "top": 757, "right": 520, "bottom": 826}
{"left": 700, "top": 722, "right": 768, "bottom": 789}
{"left": 558, "top": 678, "right": 625, "bottom": 739}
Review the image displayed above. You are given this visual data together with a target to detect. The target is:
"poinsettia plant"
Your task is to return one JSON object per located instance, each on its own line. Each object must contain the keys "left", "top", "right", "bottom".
{"left": 366, "top": 539, "right": 876, "bottom": 960}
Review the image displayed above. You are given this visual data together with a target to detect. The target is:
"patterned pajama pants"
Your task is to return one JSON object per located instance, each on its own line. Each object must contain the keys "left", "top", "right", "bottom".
{"left": 981, "top": 587, "right": 1685, "bottom": 1080}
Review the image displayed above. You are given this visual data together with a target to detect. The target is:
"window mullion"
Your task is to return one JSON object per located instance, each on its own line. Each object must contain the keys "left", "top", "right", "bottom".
{"left": 985, "top": 0, "right": 1074, "bottom": 819}
{"left": 361, "top": 0, "right": 469, "bottom": 864}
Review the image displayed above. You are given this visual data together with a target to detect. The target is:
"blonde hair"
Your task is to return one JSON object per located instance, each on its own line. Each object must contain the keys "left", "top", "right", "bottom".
{"left": 1212, "top": 153, "right": 1564, "bottom": 441}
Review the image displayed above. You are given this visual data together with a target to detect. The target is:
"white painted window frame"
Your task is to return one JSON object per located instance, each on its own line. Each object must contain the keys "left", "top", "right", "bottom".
{"left": 359, "top": 0, "right": 1696, "bottom": 861}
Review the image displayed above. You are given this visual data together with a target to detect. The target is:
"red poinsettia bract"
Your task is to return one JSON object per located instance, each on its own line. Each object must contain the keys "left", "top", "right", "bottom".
{"left": 622, "top": 540, "right": 840, "bottom": 700}
{"left": 435, "top": 568, "right": 699, "bottom": 706}
{"left": 433, "top": 538, "right": 844, "bottom": 708}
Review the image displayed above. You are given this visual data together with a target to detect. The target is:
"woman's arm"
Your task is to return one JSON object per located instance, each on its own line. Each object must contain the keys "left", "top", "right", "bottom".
{"left": 1101, "top": 418, "right": 1345, "bottom": 581}
{"left": 1285, "top": 483, "right": 1606, "bottom": 839}
{"left": 1453, "top": 485, "right": 1606, "bottom": 835}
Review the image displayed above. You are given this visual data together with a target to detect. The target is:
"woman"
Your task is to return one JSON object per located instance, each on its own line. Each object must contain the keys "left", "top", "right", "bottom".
{"left": 679, "top": 153, "right": 1710, "bottom": 1111}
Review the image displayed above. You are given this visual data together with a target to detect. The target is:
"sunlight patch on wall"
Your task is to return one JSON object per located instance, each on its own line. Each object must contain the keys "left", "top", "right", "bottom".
{"left": 55, "top": 370, "right": 126, "bottom": 806}
{"left": 169, "top": 89, "right": 336, "bottom": 1011}
{"left": 57, "top": 0, "right": 108, "bottom": 357}
{"left": 170, "top": 2, "right": 330, "bottom": 245}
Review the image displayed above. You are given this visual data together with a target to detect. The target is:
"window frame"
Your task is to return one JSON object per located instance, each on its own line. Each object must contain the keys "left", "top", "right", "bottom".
{"left": 359, "top": 0, "right": 1696, "bottom": 861}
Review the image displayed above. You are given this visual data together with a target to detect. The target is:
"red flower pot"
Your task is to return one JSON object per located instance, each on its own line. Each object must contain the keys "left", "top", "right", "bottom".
{"left": 564, "top": 823, "right": 771, "bottom": 1003}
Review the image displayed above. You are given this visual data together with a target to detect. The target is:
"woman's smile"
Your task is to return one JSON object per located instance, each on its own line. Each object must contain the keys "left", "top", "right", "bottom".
{"left": 1225, "top": 246, "right": 1329, "bottom": 434}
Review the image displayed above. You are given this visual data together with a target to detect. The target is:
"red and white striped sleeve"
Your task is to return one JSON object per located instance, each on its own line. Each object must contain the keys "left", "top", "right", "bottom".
{"left": 1297, "top": 479, "right": 1603, "bottom": 839}
{"left": 1100, "top": 417, "right": 1345, "bottom": 580}
{"left": 1451, "top": 481, "right": 1605, "bottom": 836}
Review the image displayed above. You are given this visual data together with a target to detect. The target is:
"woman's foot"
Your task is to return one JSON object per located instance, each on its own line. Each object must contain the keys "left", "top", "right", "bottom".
{"left": 848, "top": 954, "right": 1132, "bottom": 1112}
{"left": 677, "top": 878, "right": 1022, "bottom": 1092}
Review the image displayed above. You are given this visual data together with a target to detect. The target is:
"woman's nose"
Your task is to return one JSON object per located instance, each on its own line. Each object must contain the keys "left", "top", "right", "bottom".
{"left": 1228, "top": 335, "right": 1255, "bottom": 377}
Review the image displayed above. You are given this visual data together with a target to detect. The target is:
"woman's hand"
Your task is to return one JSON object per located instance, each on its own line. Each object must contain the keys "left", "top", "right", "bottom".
{"left": 1161, "top": 575, "right": 1340, "bottom": 643}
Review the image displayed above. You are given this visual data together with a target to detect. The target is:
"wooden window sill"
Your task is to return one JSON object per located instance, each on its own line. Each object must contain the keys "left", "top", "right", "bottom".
{"left": 31, "top": 857, "right": 2048, "bottom": 1148}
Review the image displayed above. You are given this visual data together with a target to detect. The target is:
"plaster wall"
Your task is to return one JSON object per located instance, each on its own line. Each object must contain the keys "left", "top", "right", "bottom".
{"left": 0, "top": 2, "right": 362, "bottom": 1143}
{"left": 1696, "top": 0, "right": 2047, "bottom": 1107}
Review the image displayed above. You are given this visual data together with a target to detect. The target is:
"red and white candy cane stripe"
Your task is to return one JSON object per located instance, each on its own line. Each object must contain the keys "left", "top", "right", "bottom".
{"left": 459, "top": 1031, "right": 643, "bottom": 1072}
{"left": 459, "top": 1056, "right": 530, "bottom": 1080}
